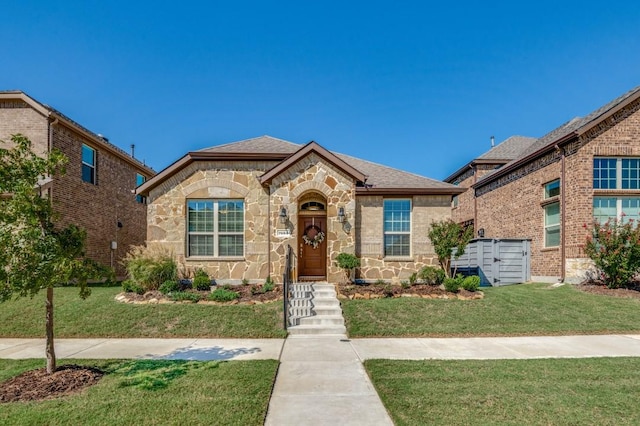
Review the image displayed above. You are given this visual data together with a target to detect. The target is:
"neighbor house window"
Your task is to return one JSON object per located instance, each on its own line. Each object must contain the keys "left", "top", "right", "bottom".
{"left": 187, "top": 200, "right": 244, "bottom": 257}
{"left": 452, "top": 195, "right": 459, "bottom": 208}
{"left": 544, "top": 202, "right": 560, "bottom": 247}
{"left": 136, "top": 173, "right": 146, "bottom": 204}
{"left": 593, "top": 157, "right": 640, "bottom": 223}
{"left": 383, "top": 199, "right": 411, "bottom": 257}
{"left": 82, "top": 144, "right": 96, "bottom": 184}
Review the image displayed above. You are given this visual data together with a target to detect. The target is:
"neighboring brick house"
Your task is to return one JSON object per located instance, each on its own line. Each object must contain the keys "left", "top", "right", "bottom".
{"left": 445, "top": 135, "right": 537, "bottom": 228}
{"left": 449, "top": 85, "right": 640, "bottom": 283}
{"left": 137, "top": 136, "right": 464, "bottom": 283}
{"left": 0, "top": 91, "right": 155, "bottom": 275}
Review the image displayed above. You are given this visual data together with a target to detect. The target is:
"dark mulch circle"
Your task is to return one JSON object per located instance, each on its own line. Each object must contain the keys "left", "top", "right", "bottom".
{"left": 0, "top": 364, "right": 104, "bottom": 403}
{"left": 577, "top": 281, "right": 640, "bottom": 299}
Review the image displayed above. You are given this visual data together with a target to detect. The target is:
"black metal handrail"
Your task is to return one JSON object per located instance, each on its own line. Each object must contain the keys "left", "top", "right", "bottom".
{"left": 283, "top": 244, "right": 293, "bottom": 330}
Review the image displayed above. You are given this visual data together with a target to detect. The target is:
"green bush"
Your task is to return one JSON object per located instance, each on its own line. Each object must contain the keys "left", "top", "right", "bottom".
{"left": 122, "top": 245, "right": 177, "bottom": 291}
{"left": 170, "top": 291, "right": 201, "bottom": 303}
{"left": 409, "top": 272, "right": 418, "bottom": 285}
{"left": 335, "top": 253, "right": 360, "bottom": 283}
{"left": 208, "top": 288, "right": 240, "bottom": 302}
{"left": 585, "top": 218, "right": 640, "bottom": 289}
{"left": 461, "top": 275, "right": 481, "bottom": 292}
{"left": 159, "top": 280, "right": 180, "bottom": 295}
{"left": 443, "top": 275, "right": 464, "bottom": 293}
{"left": 419, "top": 266, "right": 446, "bottom": 285}
{"left": 263, "top": 277, "right": 275, "bottom": 292}
{"left": 375, "top": 279, "right": 387, "bottom": 286}
{"left": 122, "top": 279, "right": 144, "bottom": 295}
{"left": 192, "top": 269, "right": 212, "bottom": 291}
{"left": 401, "top": 280, "right": 410, "bottom": 289}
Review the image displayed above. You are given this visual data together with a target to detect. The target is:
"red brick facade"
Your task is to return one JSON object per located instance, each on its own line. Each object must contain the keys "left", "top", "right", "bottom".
{"left": 0, "top": 93, "right": 154, "bottom": 276}
{"left": 470, "top": 93, "right": 640, "bottom": 282}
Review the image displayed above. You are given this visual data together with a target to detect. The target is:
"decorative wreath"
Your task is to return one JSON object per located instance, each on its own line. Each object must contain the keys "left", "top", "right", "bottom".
{"left": 302, "top": 225, "right": 325, "bottom": 249}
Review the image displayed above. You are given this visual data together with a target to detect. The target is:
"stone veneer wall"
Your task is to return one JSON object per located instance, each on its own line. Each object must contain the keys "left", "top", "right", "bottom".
{"left": 147, "top": 160, "right": 277, "bottom": 281}
{"left": 356, "top": 195, "right": 450, "bottom": 282}
{"left": 269, "top": 153, "right": 356, "bottom": 283}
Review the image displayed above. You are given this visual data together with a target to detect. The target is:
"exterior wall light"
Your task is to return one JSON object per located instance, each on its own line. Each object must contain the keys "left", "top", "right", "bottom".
{"left": 338, "top": 207, "right": 346, "bottom": 223}
{"left": 477, "top": 228, "right": 485, "bottom": 238}
{"left": 279, "top": 206, "right": 288, "bottom": 224}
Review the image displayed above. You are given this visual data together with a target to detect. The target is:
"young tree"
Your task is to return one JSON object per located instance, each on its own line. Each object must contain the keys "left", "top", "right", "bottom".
{"left": 428, "top": 219, "right": 474, "bottom": 278}
{"left": 0, "top": 134, "right": 111, "bottom": 374}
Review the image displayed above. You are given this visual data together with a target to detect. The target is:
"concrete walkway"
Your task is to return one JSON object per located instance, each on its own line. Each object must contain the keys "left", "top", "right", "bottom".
{"left": 5, "top": 335, "right": 640, "bottom": 425}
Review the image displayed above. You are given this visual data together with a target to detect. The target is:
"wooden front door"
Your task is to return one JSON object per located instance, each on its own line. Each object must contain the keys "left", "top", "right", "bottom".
{"left": 298, "top": 216, "right": 327, "bottom": 279}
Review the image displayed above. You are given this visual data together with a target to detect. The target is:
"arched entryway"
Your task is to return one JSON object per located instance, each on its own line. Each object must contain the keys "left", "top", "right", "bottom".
{"left": 297, "top": 192, "right": 327, "bottom": 281}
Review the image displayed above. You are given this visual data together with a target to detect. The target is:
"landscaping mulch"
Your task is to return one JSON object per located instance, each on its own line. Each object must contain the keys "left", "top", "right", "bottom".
{"left": 577, "top": 281, "right": 640, "bottom": 299}
{"left": 337, "top": 283, "right": 483, "bottom": 300}
{"left": 0, "top": 364, "right": 103, "bottom": 403}
{"left": 116, "top": 284, "right": 283, "bottom": 305}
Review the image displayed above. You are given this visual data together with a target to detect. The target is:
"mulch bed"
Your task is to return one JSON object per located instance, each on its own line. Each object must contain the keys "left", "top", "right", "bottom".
{"left": 337, "top": 283, "right": 483, "bottom": 300}
{"left": 116, "top": 284, "right": 283, "bottom": 305}
{"left": 0, "top": 364, "right": 103, "bottom": 403}
{"left": 576, "top": 281, "right": 640, "bottom": 299}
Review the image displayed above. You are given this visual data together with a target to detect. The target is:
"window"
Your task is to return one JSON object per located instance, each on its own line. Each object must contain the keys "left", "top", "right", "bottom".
{"left": 593, "top": 158, "right": 640, "bottom": 223}
{"left": 187, "top": 200, "right": 244, "bottom": 257}
{"left": 594, "top": 197, "right": 640, "bottom": 224}
{"left": 383, "top": 199, "right": 411, "bottom": 257}
{"left": 544, "top": 179, "right": 560, "bottom": 198}
{"left": 136, "top": 173, "right": 146, "bottom": 203}
{"left": 82, "top": 144, "right": 96, "bottom": 184}
{"left": 594, "top": 158, "right": 640, "bottom": 189}
{"left": 452, "top": 195, "right": 459, "bottom": 208}
{"left": 544, "top": 202, "right": 560, "bottom": 247}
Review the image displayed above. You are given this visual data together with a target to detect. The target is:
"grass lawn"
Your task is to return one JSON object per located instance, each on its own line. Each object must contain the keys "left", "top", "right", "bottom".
{"left": 342, "top": 283, "right": 640, "bottom": 337}
{"left": 365, "top": 357, "right": 640, "bottom": 425}
{"left": 0, "top": 358, "right": 278, "bottom": 426}
{"left": 0, "top": 285, "right": 286, "bottom": 338}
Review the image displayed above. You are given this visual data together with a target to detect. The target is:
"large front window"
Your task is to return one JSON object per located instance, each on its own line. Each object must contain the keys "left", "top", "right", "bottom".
{"left": 594, "top": 197, "right": 640, "bottom": 224}
{"left": 593, "top": 157, "right": 640, "bottom": 223}
{"left": 187, "top": 200, "right": 244, "bottom": 257}
{"left": 383, "top": 199, "right": 411, "bottom": 257}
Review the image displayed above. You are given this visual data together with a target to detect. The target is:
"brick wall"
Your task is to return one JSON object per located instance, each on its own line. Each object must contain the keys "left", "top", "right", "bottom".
{"left": 51, "top": 124, "right": 149, "bottom": 276}
{"left": 0, "top": 101, "right": 48, "bottom": 154}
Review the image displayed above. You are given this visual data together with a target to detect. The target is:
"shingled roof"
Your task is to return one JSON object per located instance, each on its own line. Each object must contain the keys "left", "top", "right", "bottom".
{"left": 138, "top": 135, "right": 463, "bottom": 195}
{"left": 475, "top": 85, "right": 640, "bottom": 188}
{"left": 0, "top": 90, "right": 155, "bottom": 175}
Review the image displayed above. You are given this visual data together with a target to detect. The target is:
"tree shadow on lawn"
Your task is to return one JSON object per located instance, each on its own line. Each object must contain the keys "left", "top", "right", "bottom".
{"left": 154, "top": 345, "right": 262, "bottom": 361}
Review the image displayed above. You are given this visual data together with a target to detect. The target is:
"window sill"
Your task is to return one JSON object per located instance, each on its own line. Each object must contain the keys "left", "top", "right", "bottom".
{"left": 186, "top": 257, "right": 245, "bottom": 261}
{"left": 593, "top": 189, "right": 640, "bottom": 196}
{"left": 383, "top": 257, "right": 414, "bottom": 262}
{"left": 540, "top": 196, "right": 559, "bottom": 207}
{"left": 541, "top": 247, "right": 560, "bottom": 252}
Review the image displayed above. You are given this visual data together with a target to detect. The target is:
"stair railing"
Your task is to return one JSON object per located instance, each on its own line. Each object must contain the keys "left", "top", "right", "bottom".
{"left": 283, "top": 244, "right": 293, "bottom": 330}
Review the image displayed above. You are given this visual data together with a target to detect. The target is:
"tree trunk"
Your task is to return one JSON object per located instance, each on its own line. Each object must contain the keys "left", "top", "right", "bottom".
{"left": 45, "top": 286, "right": 56, "bottom": 374}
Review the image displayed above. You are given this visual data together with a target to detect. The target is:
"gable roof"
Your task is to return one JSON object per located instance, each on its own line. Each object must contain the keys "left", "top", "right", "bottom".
{"left": 474, "top": 85, "right": 640, "bottom": 189}
{"left": 0, "top": 90, "right": 155, "bottom": 176}
{"left": 444, "top": 135, "right": 537, "bottom": 183}
{"left": 138, "top": 135, "right": 463, "bottom": 196}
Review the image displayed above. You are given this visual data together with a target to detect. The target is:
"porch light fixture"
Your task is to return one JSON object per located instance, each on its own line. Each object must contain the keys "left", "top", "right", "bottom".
{"left": 338, "top": 207, "right": 346, "bottom": 223}
{"left": 477, "top": 228, "right": 485, "bottom": 238}
{"left": 279, "top": 206, "right": 288, "bottom": 224}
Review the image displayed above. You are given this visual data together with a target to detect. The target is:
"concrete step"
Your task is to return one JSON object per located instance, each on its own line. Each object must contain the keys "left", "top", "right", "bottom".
{"left": 312, "top": 307, "right": 343, "bottom": 316}
{"left": 298, "top": 315, "right": 345, "bottom": 326}
{"left": 313, "top": 290, "right": 337, "bottom": 298}
{"left": 287, "top": 324, "right": 347, "bottom": 335}
{"left": 312, "top": 298, "right": 341, "bottom": 307}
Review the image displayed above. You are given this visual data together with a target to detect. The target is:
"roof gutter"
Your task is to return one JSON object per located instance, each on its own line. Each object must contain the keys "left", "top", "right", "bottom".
{"left": 356, "top": 187, "right": 466, "bottom": 196}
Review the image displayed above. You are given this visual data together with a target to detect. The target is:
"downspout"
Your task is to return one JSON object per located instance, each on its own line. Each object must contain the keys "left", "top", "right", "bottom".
{"left": 472, "top": 164, "right": 478, "bottom": 235}
{"left": 267, "top": 186, "right": 271, "bottom": 281}
{"left": 557, "top": 144, "right": 566, "bottom": 282}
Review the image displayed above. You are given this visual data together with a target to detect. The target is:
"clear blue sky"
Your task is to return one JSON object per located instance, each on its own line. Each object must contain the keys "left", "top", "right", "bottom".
{"left": 2, "top": 1, "right": 639, "bottom": 180}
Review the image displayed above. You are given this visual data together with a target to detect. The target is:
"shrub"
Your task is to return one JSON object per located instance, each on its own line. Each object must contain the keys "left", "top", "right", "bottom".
{"left": 461, "top": 275, "right": 481, "bottom": 292}
{"left": 428, "top": 220, "right": 473, "bottom": 277}
{"left": 208, "top": 288, "right": 240, "bottom": 302}
{"left": 170, "top": 291, "right": 201, "bottom": 303}
{"left": 408, "top": 272, "right": 418, "bottom": 286}
{"left": 584, "top": 218, "right": 640, "bottom": 289}
{"left": 122, "top": 279, "right": 144, "bottom": 295}
{"left": 382, "top": 284, "right": 394, "bottom": 297}
{"left": 443, "top": 275, "right": 464, "bottom": 293}
{"left": 401, "top": 280, "right": 410, "bottom": 289}
{"left": 263, "top": 276, "right": 275, "bottom": 292}
{"left": 375, "top": 279, "right": 387, "bottom": 286}
{"left": 242, "top": 278, "right": 250, "bottom": 286}
{"left": 419, "top": 266, "right": 446, "bottom": 285}
{"left": 122, "top": 244, "right": 177, "bottom": 291}
{"left": 192, "top": 269, "right": 212, "bottom": 291}
{"left": 335, "top": 253, "right": 360, "bottom": 283}
{"left": 159, "top": 280, "right": 180, "bottom": 295}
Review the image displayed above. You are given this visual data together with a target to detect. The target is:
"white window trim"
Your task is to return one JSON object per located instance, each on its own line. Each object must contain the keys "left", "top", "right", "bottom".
{"left": 187, "top": 199, "right": 244, "bottom": 258}
{"left": 593, "top": 196, "right": 640, "bottom": 223}
{"left": 544, "top": 202, "right": 560, "bottom": 248}
{"left": 383, "top": 198, "right": 412, "bottom": 258}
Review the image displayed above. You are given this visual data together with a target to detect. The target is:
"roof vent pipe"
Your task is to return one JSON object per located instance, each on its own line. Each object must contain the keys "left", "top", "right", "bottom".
{"left": 130, "top": 144, "right": 135, "bottom": 158}
{"left": 490, "top": 135, "right": 495, "bottom": 147}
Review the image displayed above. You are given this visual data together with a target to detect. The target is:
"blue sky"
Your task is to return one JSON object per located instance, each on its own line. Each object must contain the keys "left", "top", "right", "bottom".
{"left": 2, "top": 1, "right": 639, "bottom": 180}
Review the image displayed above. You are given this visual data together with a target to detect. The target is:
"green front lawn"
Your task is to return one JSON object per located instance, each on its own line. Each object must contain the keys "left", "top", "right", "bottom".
{"left": 365, "top": 357, "right": 640, "bottom": 425}
{"left": 0, "top": 286, "right": 286, "bottom": 338}
{"left": 343, "top": 283, "right": 640, "bottom": 337}
{"left": 0, "top": 359, "right": 278, "bottom": 426}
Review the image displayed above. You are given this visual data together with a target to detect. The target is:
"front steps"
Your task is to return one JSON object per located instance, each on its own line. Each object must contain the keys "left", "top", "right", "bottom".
{"left": 287, "top": 282, "right": 347, "bottom": 336}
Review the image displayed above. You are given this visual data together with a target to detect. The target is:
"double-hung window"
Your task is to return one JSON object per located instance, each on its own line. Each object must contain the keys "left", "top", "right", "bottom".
{"left": 383, "top": 199, "right": 411, "bottom": 257}
{"left": 543, "top": 180, "right": 560, "bottom": 247}
{"left": 82, "top": 144, "right": 96, "bottom": 184}
{"left": 187, "top": 200, "right": 244, "bottom": 257}
{"left": 136, "top": 173, "right": 146, "bottom": 204}
{"left": 593, "top": 158, "right": 640, "bottom": 223}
